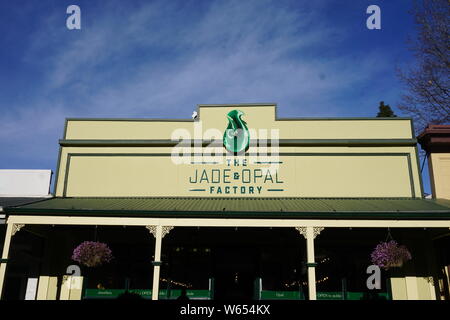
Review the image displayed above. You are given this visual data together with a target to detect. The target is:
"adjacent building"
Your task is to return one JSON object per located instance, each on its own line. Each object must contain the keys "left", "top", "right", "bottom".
{"left": 0, "top": 170, "right": 52, "bottom": 300}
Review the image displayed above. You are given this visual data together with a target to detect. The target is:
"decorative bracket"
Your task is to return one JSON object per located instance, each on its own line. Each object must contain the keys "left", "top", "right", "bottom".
{"left": 161, "top": 226, "right": 174, "bottom": 238}
{"left": 295, "top": 227, "right": 324, "bottom": 240}
{"left": 295, "top": 227, "right": 307, "bottom": 238}
{"left": 146, "top": 225, "right": 156, "bottom": 237}
{"left": 12, "top": 224, "right": 25, "bottom": 236}
{"left": 146, "top": 226, "right": 174, "bottom": 238}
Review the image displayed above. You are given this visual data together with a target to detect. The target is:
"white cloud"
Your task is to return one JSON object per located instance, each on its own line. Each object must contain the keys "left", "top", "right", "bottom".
{"left": 1, "top": 0, "right": 396, "bottom": 168}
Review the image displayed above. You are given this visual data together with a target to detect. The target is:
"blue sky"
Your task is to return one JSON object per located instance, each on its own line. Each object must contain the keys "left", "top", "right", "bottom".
{"left": 0, "top": 0, "right": 432, "bottom": 194}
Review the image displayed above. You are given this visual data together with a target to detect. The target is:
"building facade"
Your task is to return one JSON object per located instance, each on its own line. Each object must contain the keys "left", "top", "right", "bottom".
{"left": 0, "top": 170, "right": 53, "bottom": 300}
{"left": 418, "top": 125, "right": 450, "bottom": 200}
{"left": 1, "top": 104, "right": 449, "bottom": 300}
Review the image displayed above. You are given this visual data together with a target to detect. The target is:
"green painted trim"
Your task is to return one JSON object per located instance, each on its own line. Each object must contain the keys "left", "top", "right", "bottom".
{"left": 410, "top": 120, "right": 425, "bottom": 198}
{"left": 13, "top": 196, "right": 438, "bottom": 199}
{"left": 276, "top": 117, "right": 413, "bottom": 121}
{"left": 64, "top": 117, "right": 413, "bottom": 122}
{"left": 63, "top": 119, "right": 68, "bottom": 139}
{"left": 63, "top": 152, "right": 413, "bottom": 157}
{"left": 255, "top": 161, "right": 283, "bottom": 164}
{"left": 306, "top": 262, "right": 318, "bottom": 267}
{"left": 406, "top": 154, "right": 415, "bottom": 198}
{"left": 410, "top": 118, "right": 416, "bottom": 139}
{"left": 0, "top": 259, "right": 8, "bottom": 263}
{"left": 190, "top": 162, "right": 220, "bottom": 164}
{"left": 6, "top": 208, "right": 450, "bottom": 219}
{"left": 62, "top": 154, "right": 72, "bottom": 197}
{"left": 277, "top": 139, "right": 418, "bottom": 146}
{"left": 65, "top": 118, "right": 193, "bottom": 122}
{"left": 60, "top": 139, "right": 212, "bottom": 147}
{"left": 414, "top": 145, "right": 425, "bottom": 198}
{"left": 59, "top": 138, "right": 417, "bottom": 147}
{"left": 56, "top": 118, "right": 69, "bottom": 194}
{"left": 53, "top": 146, "right": 63, "bottom": 195}
{"left": 60, "top": 152, "right": 416, "bottom": 198}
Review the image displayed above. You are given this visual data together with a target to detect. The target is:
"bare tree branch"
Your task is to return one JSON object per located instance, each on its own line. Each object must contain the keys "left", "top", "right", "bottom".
{"left": 397, "top": 0, "right": 450, "bottom": 134}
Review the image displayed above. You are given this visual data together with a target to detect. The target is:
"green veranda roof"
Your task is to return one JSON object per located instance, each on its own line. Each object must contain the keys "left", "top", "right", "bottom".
{"left": 5, "top": 197, "right": 450, "bottom": 219}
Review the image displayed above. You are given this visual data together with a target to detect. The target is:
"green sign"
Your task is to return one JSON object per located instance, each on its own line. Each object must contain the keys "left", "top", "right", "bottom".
{"left": 223, "top": 110, "right": 250, "bottom": 153}
{"left": 316, "top": 292, "right": 343, "bottom": 300}
{"left": 260, "top": 291, "right": 303, "bottom": 300}
{"left": 260, "top": 291, "right": 390, "bottom": 300}
{"left": 84, "top": 289, "right": 211, "bottom": 299}
{"left": 317, "top": 291, "right": 389, "bottom": 300}
{"left": 84, "top": 289, "right": 152, "bottom": 299}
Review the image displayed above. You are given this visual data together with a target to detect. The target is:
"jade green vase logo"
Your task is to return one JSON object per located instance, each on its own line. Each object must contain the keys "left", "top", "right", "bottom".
{"left": 223, "top": 110, "right": 250, "bottom": 153}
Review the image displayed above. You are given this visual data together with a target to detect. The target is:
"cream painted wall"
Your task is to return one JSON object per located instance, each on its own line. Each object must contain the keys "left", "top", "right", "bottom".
{"left": 55, "top": 146, "right": 422, "bottom": 198}
{"left": 60, "top": 276, "right": 83, "bottom": 300}
{"left": 57, "top": 147, "right": 420, "bottom": 197}
{"left": 56, "top": 105, "right": 420, "bottom": 198}
{"left": 429, "top": 153, "right": 450, "bottom": 199}
{"left": 65, "top": 105, "right": 414, "bottom": 140}
{"left": 36, "top": 276, "right": 58, "bottom": 300}
{"left": 391, "top": 278, "right": 408, "bottom": 300}
{"left": 391, "top": 276, "right": 437, "bottom": 300}
{"left": 62, "top": 152, "right": 414, "bottom": 197}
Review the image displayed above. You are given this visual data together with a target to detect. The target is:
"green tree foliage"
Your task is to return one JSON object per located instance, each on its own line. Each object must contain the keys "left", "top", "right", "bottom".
{"left": 377, "top": 101, "right": 397, "bottom": 117}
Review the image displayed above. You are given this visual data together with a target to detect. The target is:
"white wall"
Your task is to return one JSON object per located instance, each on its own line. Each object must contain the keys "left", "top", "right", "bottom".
{"left": 0, "top": 170, "right": 52, "bottom": 196}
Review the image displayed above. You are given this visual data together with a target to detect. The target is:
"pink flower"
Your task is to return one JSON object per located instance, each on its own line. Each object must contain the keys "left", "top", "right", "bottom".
{"left": 370, "top": 240, "right": 411, "bottom": 270}
{"left": 72, "top": 241, "right": 113, "bottom": 267}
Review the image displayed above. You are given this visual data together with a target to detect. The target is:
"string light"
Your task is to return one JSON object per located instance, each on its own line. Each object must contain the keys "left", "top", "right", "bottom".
{"left": 283, "top": 276, "right": 330, "bottom": 288}
{"left": 316, "top": 276, "right": 329, "bottom": 284}
{"left": 160, "top": 278, "right": 192, "bottom": 288}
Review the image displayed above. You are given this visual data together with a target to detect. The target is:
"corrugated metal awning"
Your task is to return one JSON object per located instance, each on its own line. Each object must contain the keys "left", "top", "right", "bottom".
{"left": 5, "top": 197, "right": 450, "bottom": 220}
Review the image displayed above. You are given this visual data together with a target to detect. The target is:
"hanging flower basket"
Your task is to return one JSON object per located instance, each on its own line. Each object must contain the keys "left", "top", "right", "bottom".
{"left": 72, "top": 241, "right": 113, "bottom": 268}
{"left": 370, "top": 240, "right": 412, "bottom": 270}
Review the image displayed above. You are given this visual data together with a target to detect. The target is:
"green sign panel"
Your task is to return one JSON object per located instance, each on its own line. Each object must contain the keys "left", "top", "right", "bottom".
{"left": 261, "top": 291, "right": 304, "bottom": 300}
{"left": 260, "top": 291, "right": 389, "bottom": 300}
{"left": 223, "top": 110, "right": 250, "bottom": 153}
{"left": 84, "top": 289, "right": 211, "bottom": 299}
